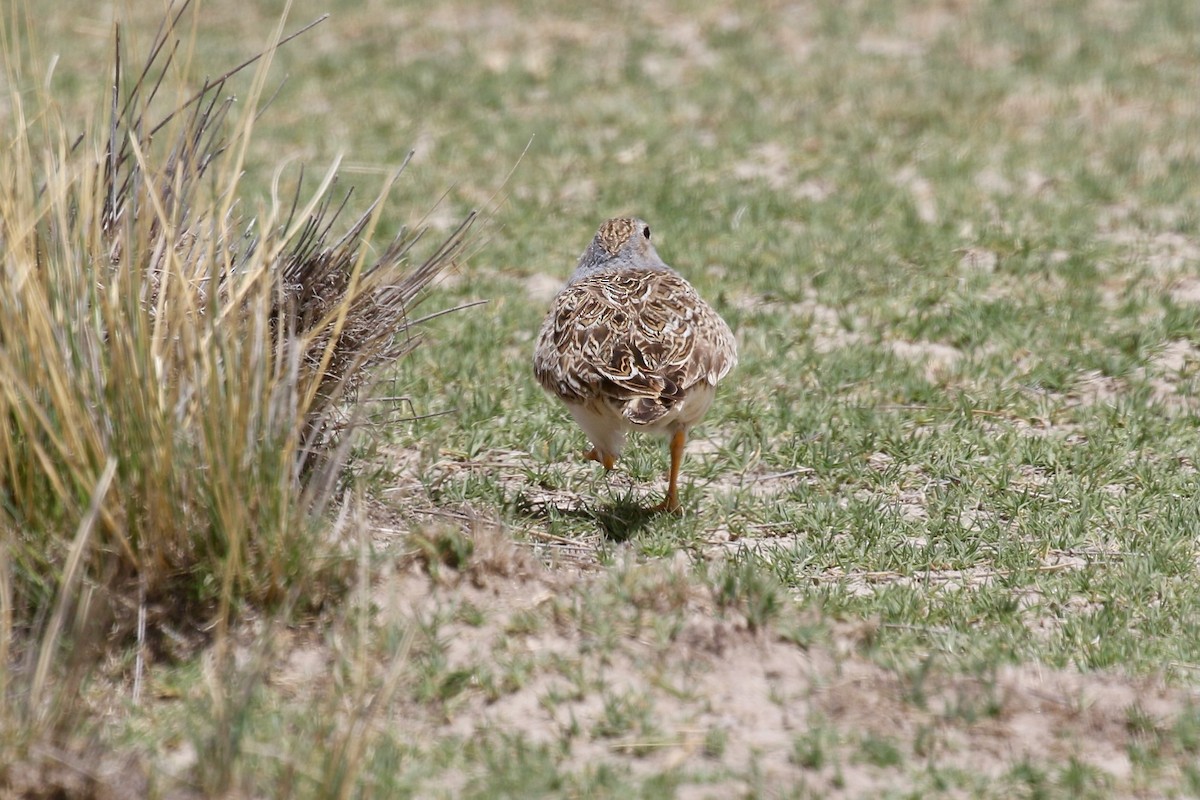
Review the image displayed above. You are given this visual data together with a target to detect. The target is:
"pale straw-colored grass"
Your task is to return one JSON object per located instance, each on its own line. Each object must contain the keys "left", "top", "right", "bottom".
{"left": 0, "top": 0, "right": 471, "bottom": 742}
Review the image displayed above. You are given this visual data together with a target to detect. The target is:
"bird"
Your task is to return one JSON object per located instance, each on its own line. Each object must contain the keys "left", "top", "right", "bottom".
{"left": 532, "top": 217, "right": 737, "bottom": 512}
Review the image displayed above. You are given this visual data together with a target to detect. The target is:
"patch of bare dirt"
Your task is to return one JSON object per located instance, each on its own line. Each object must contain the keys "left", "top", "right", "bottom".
{"left": 1098, "top": 203, "right": 1200, "bottom": 275}
{"left": 888, "top": 339, "right": 963, "bottom": 382}
{"left": 893, "top": 165, "right": 940, "bottom": 225}
{"left": 1049, "top": 352, "right": 1198, "bottom": 416}
{"left": 1067, "top": 369, "right": 1126, "bottom": 407}
{"left": 1, "top": 750, "right": 149, "bottom": 800}
{"left": 728, "top": 296, "right": 870, "bottom": 353}
{"left": 1169, "top": 277, "right": 1200, "bottom": 305}
{"left": 1142, "top": 339, "right": 1200, "bottom": 413}
{"left": 351, "top": 529, "right": 1200, "bottom": 794}
{"left": 523, "top": 272, "right": 565, "bottom": 305}
{"left": 730, "top": 142, "right": 836, "bottom": 202}
{"left": 957, "top": 245, "right": 1000, "bottom": 274}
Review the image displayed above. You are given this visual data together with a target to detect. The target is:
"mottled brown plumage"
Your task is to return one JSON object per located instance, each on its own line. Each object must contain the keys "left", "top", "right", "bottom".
{"left": 532, "top": 217, "right": 737, "bottom": 512}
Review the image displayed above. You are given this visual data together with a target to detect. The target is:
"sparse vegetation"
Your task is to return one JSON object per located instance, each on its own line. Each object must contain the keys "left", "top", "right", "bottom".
{"left": 5, "top": 0, "right": 1200, "bottom": 796}
{"left": 0, "top": 0, "right": 471, "bottom": 791}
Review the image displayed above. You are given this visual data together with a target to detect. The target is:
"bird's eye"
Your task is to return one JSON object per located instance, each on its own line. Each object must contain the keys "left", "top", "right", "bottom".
{"left": 642, "top": 226, "right": 651, "bottom": 239}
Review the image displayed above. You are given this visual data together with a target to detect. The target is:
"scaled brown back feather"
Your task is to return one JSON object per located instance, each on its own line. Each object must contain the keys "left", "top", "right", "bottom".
{"left": 533, "top": 268, "right": 736, "bottom": 426}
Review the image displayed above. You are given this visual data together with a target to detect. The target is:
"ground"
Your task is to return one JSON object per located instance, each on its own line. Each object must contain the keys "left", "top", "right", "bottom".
{"left": 5, "top": 0, "right": 1200, "bottom": 796}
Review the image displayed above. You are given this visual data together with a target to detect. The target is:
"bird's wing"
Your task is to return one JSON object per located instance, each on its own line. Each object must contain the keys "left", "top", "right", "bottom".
{"left": 532, "top": 269, "right": 737, "bottom": 425}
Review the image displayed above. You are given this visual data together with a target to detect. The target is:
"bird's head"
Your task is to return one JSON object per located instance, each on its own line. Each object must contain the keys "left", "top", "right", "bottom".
{"left": 570, "top": 216, "right": 667, "bottom": 280}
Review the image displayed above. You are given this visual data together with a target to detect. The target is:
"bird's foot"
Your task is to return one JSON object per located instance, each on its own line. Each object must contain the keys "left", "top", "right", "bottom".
{"left": 583, "top": 448, "right": 617, "bottom": 471}
{"left": 650, "top": 493, "right": 683, "bottom": 514}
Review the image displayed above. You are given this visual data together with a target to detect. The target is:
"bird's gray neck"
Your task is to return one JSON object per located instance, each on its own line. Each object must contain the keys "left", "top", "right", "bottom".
{"left": 567, "top": 242, "right": 672, "bottom": 284}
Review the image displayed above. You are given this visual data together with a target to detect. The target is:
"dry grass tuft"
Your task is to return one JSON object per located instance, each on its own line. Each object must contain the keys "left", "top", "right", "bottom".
{"left": 0, "top": 0, "right": 472, "bottom": 743}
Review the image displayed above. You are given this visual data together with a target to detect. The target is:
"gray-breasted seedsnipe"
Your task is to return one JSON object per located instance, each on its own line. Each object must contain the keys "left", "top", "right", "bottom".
{"left": 533, "top": 217, "right": 737, "bottom": 512}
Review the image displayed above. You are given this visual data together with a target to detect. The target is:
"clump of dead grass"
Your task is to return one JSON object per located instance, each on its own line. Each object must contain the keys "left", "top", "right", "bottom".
{"left": 0, "top": 0, "right": 472, "bottom": 747}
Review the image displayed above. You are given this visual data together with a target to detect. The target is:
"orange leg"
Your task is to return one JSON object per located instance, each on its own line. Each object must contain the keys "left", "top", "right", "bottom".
{"left": 583, "top": 447, "right": 617, "bottom": 471}
{"left": 652, "top": 429, "right": 686, "bottom": 513}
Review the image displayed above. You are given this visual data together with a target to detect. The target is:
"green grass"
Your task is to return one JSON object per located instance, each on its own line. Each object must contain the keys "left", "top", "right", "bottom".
{"left": 383, "top": 0, "right": 1200, "bottom": 672}
{"left": 6, "top": 0, "right": 1200, "bottom": 796}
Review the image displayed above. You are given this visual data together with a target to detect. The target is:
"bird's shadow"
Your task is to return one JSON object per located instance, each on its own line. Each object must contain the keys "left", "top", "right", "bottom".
{"left": 574, "top": 498, "right": 663, "bottom": 542}
{"left": 519, "top": 493, "right": 664, "bottom": 542}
